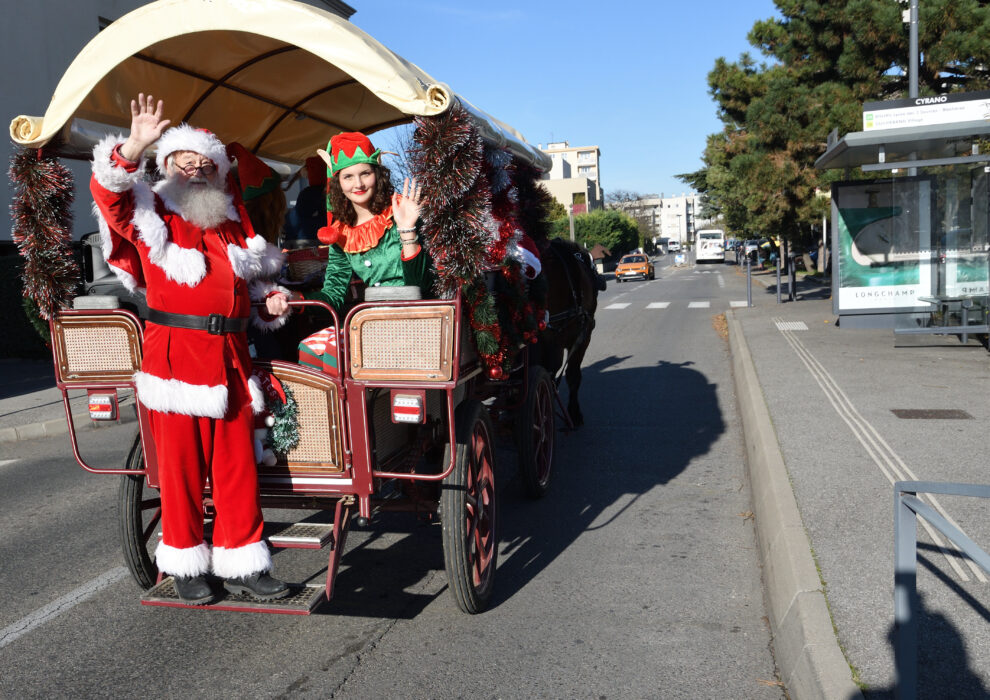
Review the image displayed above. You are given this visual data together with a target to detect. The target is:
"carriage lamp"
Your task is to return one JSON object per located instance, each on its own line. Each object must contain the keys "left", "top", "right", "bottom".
{"left": 87, "top": 390, "right": 118, "bottom": 421}
{"left": 391, "top": 390, "right": 426, "bottom": 424}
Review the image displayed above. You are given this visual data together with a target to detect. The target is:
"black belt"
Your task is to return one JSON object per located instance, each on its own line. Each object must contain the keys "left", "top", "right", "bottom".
{"left": 147, "top": 308, "right": 249, "bottom": 335}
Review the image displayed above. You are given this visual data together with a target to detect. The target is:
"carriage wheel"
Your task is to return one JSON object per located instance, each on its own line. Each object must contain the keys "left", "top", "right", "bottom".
{"left": 441, "top": 400, "right": 497, "bottom": 614}
{"left": 118, "top": 434, "right": 160, "bottom": 589}
{"left": 514, "top": 366, "right": 555, "bottom": 499}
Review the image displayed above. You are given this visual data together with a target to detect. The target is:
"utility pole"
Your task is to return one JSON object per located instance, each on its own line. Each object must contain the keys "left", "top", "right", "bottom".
{"left": 568, "top": 204, "right": 576, "bottom": 242}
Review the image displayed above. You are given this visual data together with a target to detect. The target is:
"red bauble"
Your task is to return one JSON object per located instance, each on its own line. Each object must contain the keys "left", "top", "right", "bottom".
{"left": 488, "top": 366, "right": 505, "bottom": 380}
{"left": 538, "top": 319, "right": 547, "bottom": 331}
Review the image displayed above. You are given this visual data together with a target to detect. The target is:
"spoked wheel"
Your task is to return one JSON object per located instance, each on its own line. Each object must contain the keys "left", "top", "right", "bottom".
{"left": 441, "top": 400, "right": 497, "bottom": 614}
{"left": 118, "top": 434, "right": 160, "bottom": 589}
{"left": 514, "top": 366, "right": 555, "bottom": 499}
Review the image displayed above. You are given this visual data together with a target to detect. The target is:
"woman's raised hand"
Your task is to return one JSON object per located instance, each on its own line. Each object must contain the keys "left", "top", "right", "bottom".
{"left": 392, "top": 178, "right": 422, "bottom": 230}
{"left": 121, "top": 93, "right": 171, "bottom": 161}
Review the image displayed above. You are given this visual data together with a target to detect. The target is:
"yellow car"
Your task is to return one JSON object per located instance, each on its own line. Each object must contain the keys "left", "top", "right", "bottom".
{"left": 614, "top": 254, "right": 654, "bottom": 282}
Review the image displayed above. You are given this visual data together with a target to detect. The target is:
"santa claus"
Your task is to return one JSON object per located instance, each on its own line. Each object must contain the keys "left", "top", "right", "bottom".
{"left": 90, "top": 93, "right": 292, "bottom": 604}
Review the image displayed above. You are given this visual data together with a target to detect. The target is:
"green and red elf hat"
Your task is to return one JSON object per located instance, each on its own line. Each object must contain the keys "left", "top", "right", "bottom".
{"left": 316, "top": 131, "right": 381, "bottom": 176}
{"left": 226, "top": 142, "right": 280, "bottom": 201}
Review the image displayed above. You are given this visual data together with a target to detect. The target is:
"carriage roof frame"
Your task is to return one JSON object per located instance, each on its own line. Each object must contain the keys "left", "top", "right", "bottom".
{"left": 8, "top": 0, "right": 550, "bottom": 171}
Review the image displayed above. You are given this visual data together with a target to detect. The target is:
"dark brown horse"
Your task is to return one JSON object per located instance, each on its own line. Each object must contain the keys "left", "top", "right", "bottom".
{"left": 536, "top": 237, "right": 600, "bottom": 427}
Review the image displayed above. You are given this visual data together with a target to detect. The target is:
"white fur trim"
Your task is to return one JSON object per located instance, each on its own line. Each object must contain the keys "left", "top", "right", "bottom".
{"left": 135, "top": 183, "right": 207, "bottom": 286}
{"left": 90, "top": 201, "right": 141, "bottom": 293}
{"left": 155, "top": 124, "right": 231, "bottom": 182}
{"left": 91, "top": 134, "right": 145, "bottom": 193}
{"left": 228, "top": 235, "right": 284, "bottom": 282}
{"left": 518, "top": 245, "right": 542, "bottom": 278}
{"left": 156, "top": 541, "right": 211, "bottom": 577}
{"left": 248, "top": 375, "right": 266, "bottom": 414}
{"left": 134, "top": 371, "right": 228, "bottom": 418}
{"left": 212, "top": 539, "right": 272, "bottom": 578}
{"left": 508, "top": 240, "right": 542, "bottom": 279}
{"left": 248, "top": 280, "right": 292, "bottom": 331}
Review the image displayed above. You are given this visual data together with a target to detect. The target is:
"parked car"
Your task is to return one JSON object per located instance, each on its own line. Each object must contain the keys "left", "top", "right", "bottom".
{"left": 614, "top": 254, "right": 655, "bottom": 282}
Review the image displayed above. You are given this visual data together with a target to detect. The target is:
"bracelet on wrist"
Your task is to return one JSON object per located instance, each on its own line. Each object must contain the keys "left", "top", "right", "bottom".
{"left": 397, "top": 227, "right": 417, "bottom": 234}
{"left": 400, "top": 236, "right": 419, "bottom": 245}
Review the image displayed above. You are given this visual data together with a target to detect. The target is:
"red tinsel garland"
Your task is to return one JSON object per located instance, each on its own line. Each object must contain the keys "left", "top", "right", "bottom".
{"left": 9, "top": 148, "right": 80, "bottom": 326}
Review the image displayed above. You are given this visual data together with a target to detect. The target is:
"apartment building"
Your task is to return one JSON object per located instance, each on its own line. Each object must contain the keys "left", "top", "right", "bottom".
{"left": 612, "top": 192, "right": 710, "bottom": 246}
{"left": 538, "top": 141, "right": 603, "bottom": 213}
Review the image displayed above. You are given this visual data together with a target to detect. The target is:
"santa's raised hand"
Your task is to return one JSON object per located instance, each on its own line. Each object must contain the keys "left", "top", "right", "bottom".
{"left": 121, "top": 93, "right": 171, "bottom": 161}
{"left": 392, "top": 177, "right": 422, "bottom": 230}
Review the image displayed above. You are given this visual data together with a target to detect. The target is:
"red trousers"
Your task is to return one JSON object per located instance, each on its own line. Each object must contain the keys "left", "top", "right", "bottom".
{"left": 149, "top": 371, "right": 265, "bottom": 577}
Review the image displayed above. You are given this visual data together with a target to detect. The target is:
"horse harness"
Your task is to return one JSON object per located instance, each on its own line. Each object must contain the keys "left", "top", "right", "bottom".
{"left": 545, "top": 239, "right": 595, "bottom": 353}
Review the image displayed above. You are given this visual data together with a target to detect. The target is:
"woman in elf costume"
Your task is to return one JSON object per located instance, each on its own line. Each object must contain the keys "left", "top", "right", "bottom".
{"left": 267, "top": 132, "right": 434, "bottom": 374}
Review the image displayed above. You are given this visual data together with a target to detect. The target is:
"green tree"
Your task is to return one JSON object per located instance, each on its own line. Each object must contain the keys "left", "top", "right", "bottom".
{"left": 550, "top": 209, "right": 639, "bottom": 255}
{"left": 683, "top": 0, "right": 990, "bottom": 247}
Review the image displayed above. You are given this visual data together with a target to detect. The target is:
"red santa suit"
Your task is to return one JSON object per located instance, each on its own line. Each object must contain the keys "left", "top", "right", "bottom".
{"left": 90, "top": 127, "right": 289, "bottom": 580}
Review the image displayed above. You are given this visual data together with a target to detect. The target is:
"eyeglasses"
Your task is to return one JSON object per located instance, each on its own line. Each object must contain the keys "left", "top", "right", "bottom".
{"left": 174, "top": 162, "right": 217, "bottom": 177}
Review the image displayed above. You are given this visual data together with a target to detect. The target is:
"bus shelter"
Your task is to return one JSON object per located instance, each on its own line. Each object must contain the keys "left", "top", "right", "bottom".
{"left": 816, "top": 101, "right": 990, "bottom": 341}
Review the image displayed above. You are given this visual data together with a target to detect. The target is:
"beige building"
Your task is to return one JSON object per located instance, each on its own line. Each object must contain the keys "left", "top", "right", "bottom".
{"left": 538, "top": 141, "right": 603, "bottom": 213}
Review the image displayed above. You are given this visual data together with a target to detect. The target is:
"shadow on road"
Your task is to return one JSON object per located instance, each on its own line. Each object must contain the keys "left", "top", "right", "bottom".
{"left": 302, "top": 354, "right": 725, "bottom": 617}
{"left": 491, "top": 354, "right": 725, "bottom": 607}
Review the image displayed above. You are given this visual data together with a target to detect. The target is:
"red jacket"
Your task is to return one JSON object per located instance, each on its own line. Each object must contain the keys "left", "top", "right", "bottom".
{"left": 90, "top": 136, "right": 287, "bottom": 418}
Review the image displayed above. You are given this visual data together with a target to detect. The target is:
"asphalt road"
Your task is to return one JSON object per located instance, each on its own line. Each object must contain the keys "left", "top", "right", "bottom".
{"left": 0, "top": 256, "right": 783, "bottom": 698}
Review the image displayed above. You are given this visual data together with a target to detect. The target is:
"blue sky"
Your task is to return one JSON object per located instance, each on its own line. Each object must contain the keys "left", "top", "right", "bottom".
{"left": 353, "top": 0, "right": 781, "bottom": 200}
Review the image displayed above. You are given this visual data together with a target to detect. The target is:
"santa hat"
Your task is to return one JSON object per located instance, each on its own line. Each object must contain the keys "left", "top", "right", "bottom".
{"left": 317, "top": 131, "right": 380, "bottom": 176}
{"left": 155, "top": 124, "right": 231, "bottom": 181}
{"left": 305, "top": 156, "right": 328, "bottom": 187}
{"left": 226, "top": 142, "right": 280, "bottom": 201}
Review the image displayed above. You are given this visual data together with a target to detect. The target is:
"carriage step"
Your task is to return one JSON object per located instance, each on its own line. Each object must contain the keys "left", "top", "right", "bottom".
{"left": 266, "top": 522, "right": 335, "bottom": 549}
{"left": 141, "top": 577, "right": 324, "bottom": 615}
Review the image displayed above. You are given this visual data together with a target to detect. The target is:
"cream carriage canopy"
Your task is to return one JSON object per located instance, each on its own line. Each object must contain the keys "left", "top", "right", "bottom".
{"left": 9, "top": 0, "right": 549, "bottom": 171}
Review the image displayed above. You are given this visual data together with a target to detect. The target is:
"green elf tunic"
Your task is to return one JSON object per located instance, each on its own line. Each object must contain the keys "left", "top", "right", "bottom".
{"left": 306, "top": 201, "right": 434, "bottom": 312}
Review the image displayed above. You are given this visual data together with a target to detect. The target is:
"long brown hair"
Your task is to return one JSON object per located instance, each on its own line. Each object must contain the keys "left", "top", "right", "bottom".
{"left": 327, "top": 162, "right": 395, "bottom": 227}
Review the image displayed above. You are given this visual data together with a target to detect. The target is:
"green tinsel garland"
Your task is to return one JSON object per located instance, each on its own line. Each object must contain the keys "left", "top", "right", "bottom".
{"left": 268, "top": 385, "right": 300, "bottom": 456}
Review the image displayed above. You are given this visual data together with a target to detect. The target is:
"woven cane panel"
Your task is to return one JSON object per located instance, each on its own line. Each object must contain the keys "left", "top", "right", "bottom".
{"left": 281, "top": 379, "right": 342, "bottom": 469}
{"left": 63, "top": 325, "right": 138, "bottom": 373}
{"left": 288, "top": 259, "right": 325, "bottom": 281}
{"left": 362, "top": 317, "right": 442, "bottom": 369}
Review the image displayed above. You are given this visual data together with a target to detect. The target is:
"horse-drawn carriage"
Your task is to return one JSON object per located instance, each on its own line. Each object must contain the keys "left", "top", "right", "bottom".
{"left": 9, "top": 0, "right": 598, "bottom": 614}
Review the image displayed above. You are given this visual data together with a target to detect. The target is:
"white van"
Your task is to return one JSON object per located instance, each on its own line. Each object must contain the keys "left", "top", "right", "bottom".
{"left": 667, "top": 240, "right": 681, "bottom": 253}
{"left": 695, "top": 229, "right": 725, "bottom": 263}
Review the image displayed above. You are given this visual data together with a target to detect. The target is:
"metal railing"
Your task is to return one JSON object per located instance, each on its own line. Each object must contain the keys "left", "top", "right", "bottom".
{"left": 894, "top": 481, "right": 990, "bottom": 699}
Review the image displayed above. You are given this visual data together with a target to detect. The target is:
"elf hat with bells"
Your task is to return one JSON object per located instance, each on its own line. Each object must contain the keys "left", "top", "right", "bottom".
{"left": 316, "top": 132, "right": 381, "bottom": 176}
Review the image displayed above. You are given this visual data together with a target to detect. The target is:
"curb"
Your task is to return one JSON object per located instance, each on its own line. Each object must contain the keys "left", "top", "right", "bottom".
{"left": 728, "top": 312, "right": 863, "bottom": 700}
{"left": 0, "top": 402, "right": 138, "bottom": 444}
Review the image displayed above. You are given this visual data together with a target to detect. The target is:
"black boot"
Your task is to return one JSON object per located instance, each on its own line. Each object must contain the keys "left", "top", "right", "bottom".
{"left": 173, "top": 575, "right": 215, "bottom": 605}
{"left": 223, "top": 572, "right": 290, "bottom": 601}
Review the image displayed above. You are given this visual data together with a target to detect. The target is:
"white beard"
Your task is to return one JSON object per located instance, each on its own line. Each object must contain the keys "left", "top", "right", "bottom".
{"left": 157, "top": 176, "right": 231, "bottom": 230}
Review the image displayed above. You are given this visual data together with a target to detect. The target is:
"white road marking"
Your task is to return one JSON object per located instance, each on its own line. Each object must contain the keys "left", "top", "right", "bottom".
{"left": 717, "top": 274, "right": 725, "bottom": 288}
{"left": 0, "top": 459, "right": 18, "bottom": 468}
{"left": 0, "top": 567, "right": 130, "bottom": 649}
{"left": 774, "top": 317, "right": 985, "bottom": 583}
{"left": 646, "top": 302, "right": 670, "bottom": 309}
{"left": 688, "top": 301, "right": 710, "bottom": 308}
{"left": 730, "top": 301, "right": 749, "bottom": 308}
{"left": 775, "top": 320, "right": 808, "bottom": 331}
{"left": 604, "top": 303, "right": 631, "bottom": 310}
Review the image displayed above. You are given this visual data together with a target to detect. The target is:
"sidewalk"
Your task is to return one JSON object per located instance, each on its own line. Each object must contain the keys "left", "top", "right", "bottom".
{"left": 734, "top": 268, "right": 990, "bottom": 698}
{"left": 0, "top": 358, "right": 136, "bottom": 443}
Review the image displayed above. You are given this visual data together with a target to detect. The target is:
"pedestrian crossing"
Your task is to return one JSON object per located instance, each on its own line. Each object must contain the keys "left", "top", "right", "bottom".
{"left": 603, "top": 300, "right": 749, "bottom": 310}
